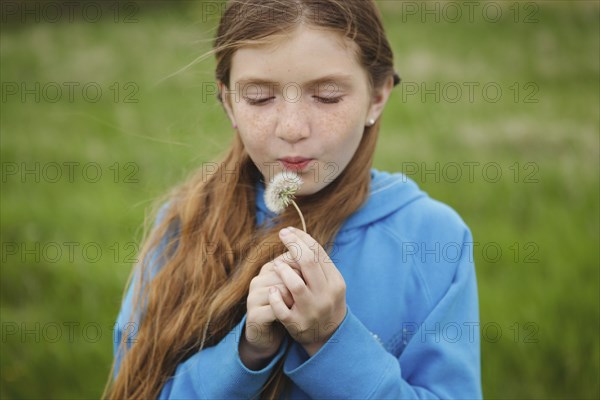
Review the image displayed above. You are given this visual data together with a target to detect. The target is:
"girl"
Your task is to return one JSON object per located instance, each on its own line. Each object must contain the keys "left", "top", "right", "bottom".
{"left": 105, "top": 0, "right": 482, "bottom": 398}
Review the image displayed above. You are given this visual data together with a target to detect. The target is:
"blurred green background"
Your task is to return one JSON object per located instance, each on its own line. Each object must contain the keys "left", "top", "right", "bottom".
{"left": 1, "top": 0, "right": 598, "bottom": 398}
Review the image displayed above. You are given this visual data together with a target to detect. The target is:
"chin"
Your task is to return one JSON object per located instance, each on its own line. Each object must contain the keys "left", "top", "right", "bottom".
{"left": 297, "top": 182, "right": 328, "bottom": 197}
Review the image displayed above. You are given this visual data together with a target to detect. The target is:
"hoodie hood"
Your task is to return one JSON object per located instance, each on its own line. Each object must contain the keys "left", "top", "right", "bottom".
{"left": 255, "top": 168, "right": 426, "bottom": 232}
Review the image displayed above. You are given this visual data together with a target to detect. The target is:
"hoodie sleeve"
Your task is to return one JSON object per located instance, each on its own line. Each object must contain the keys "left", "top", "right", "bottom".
{"left": 282, "top": 229, "right": 482, "bottom": 400}
{"left": 112, "top": 205, "right": 288, "bottom": 399}
{"left": 157, "top": 315, "right": 289, "bottom": 399}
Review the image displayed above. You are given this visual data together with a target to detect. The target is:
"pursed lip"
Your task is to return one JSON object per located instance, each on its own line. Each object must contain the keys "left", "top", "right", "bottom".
{"left": 278, "top": 157, "right": 314, "bottom": 172}
{"left": 278, "top": 156, "right": 313, "bottom": 163}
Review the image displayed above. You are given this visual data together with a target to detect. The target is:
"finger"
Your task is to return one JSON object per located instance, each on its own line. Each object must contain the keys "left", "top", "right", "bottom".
{"left": 267, "top": 284, "right": 294, "bottom": 308}
{"left": 273, "top": 258, "right": 310, "bottom": 302}
{"left": 247, "top": 304, "right": 277, "bottom": 325}
{"left": 278, "top": 227, "right": 327, "bottom": 289}
{"left": 268, "top": 286, "right": 293, "bottom": 324}
{"left": 248, "top": 283, "right": 293, "bottom": 308}
{"left": 251, "top": 268, "right": 297, "bottom": 307}
{"left": 259, "top": 260, "right": 276, "bottom": 274}
{"left": 260, "top": 258, "right": 303, "bottom": 283}
{"left": 250, "top": 271, "right": 280, "bottom": 293}
{"left": 285, "top": 226, "right": 341, "bottom": 282}
{"left": 254, "top": 264, "right": 301, "bottom": 291}
{"left": 274, "top": 254, "right": 303, "bottom": 276}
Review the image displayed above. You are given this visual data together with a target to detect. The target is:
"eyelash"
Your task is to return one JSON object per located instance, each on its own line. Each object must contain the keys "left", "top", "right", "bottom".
{"left": 244, "top": 97, "right": 274, "bottom": 106}
{"left": 316, "top": 96, "right": 343, "bottom": 104}
{"left": 243, "top": 96, "right": 343, "bottom": 106}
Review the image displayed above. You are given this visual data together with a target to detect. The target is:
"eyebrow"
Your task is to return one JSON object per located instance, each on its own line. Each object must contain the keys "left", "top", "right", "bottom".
{"left": 235, "top": 74, "right": 355, "bottom": 90}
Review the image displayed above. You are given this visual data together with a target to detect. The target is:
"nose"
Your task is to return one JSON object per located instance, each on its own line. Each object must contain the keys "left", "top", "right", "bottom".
{"left": 274, "top": 101, "right": 310, "bottom": 144}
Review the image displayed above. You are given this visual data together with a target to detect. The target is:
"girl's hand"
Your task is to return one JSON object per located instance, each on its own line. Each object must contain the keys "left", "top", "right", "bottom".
{"left": 240, "top": 255, "right": 299, "bottom": 369}
{"left": 269, "top": 227, "right": 347, "bottom": 356}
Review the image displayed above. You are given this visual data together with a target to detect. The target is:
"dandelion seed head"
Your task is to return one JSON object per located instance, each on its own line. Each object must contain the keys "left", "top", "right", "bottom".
{"left": 264, "top": 172, "right": 303, "bottom": 214}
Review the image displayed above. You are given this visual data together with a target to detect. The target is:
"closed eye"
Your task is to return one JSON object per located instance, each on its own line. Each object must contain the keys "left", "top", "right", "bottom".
{"left": 314, "top": 96, "right": 343, "bottom": 104}
{"left": 244, "top": 97, "right": 275, "bottom": 106}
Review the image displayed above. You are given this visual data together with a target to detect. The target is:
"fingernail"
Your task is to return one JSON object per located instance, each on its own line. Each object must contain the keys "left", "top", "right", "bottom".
{"left": 280, "top": 228, "right": 291, "bottom": 236}
{"left": 269, "top": 287, "right": 277, "bottom": 294}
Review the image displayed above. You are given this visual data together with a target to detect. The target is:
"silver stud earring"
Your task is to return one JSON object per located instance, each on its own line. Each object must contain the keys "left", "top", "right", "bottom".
{"left": 367, "top": 119, "right": 376, "bottom": 127}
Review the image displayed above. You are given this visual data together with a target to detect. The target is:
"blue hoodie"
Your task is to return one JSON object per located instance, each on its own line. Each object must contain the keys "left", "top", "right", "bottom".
{"left": 113, "top": 168, "right": 482, "bottom": 399}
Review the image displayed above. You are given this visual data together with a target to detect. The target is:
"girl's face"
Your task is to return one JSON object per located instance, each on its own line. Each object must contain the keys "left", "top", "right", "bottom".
{"left": 220, "top": 25, "right": 393, "bottom": 196}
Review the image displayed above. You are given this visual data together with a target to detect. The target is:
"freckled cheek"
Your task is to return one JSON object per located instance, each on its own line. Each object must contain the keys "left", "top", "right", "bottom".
{"left": 236, "top": 108, "right": 273, "bottom": 148}
{"left": 315, "top": 106, "right": 364, "bottom": 145}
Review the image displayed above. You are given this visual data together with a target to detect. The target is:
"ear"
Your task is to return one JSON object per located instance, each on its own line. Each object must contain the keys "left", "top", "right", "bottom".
{"left": 366, "top": 75, "right": 395, "bottom": 125}
{"left": 217, "top": 80, "right": 237, "bottom": 128}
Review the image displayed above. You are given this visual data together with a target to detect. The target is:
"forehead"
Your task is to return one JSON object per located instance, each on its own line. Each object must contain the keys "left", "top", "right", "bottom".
{"left": 230, "top": 25, "right": 366, "bottom": 85}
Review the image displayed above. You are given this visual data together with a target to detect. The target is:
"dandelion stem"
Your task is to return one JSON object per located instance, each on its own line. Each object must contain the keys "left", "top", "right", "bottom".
{"left": 290, "top": 200, "right": 307, "bottom": 232}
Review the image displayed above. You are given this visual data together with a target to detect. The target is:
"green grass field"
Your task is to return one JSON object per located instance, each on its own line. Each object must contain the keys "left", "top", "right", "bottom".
{"left": 1, "top": 1, "right": 598, "bottom": 398}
